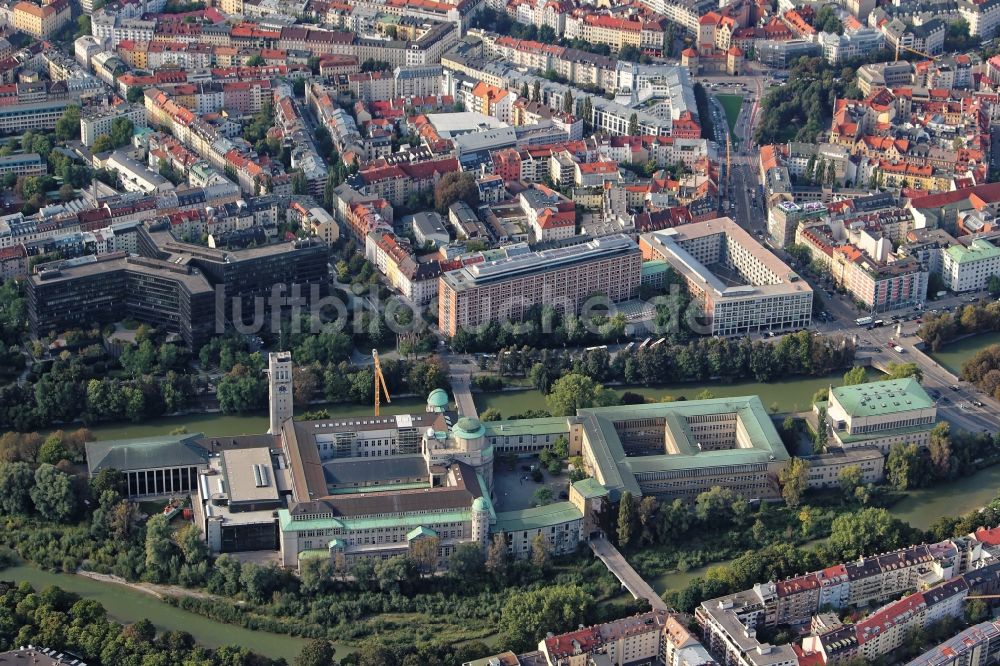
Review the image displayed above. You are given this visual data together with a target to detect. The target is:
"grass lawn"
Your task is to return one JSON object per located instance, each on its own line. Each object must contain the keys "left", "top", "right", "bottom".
{"left": 716, "top": 94, "right": 743, "bottom": 137}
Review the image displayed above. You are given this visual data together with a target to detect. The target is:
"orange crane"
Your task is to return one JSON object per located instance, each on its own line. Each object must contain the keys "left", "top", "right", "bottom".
{"left": 372, "top": 349, "right": 391, "bottom": 416}
{"left": 894, "top": 41, "right": 935, "bottom": 62}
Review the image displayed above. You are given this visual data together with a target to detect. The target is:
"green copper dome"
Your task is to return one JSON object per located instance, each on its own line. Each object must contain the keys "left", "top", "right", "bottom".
{"left": 472, "top": 497, "right": 488, "bottom": 512}
{"left": 453, "top": 416, "right": 486, "bottom": 439}
{"left": 427, "top": 388, "right": 449, "bottom": 408}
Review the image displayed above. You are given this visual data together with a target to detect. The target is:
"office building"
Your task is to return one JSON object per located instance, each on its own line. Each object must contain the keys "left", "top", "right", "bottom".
{"left": 438, "top": 234, "right": 642, "bottom": 337}
{"left": 640, "top": 217, "right": 813, "bottom": 337}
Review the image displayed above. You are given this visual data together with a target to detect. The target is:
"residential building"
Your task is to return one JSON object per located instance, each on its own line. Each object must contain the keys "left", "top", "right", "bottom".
{"left": 942, "top": 238, "right": 1000, "bottom": 293}
{"left": 0, "top": 153, "right": 45, "bottom": 177}
{"left": 81, "top": 104, "right": 148, "bottom": 147}
{"left": 12, "top": 0, "right": 70, "bottom": 39}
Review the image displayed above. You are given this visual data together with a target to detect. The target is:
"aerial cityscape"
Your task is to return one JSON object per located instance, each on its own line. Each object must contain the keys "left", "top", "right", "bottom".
{"left": 4, "top": 0, "right": 1000, "bottom": 663}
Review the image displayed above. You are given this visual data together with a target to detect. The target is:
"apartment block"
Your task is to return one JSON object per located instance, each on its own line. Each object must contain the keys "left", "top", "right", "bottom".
{"left": 640, "top": 217, "right": 813, "bottom": 337}
{"left": 942, "top": 238, "right": 1000, "bottom": 293}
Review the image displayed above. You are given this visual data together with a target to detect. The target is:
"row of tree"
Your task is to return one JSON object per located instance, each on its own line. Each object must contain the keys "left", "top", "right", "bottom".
{"left": 918, "top": 301, "right": 1000, "bottom": 351}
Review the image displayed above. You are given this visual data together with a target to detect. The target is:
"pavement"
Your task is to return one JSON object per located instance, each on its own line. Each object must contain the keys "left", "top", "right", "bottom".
{"left": 589, "top": 537, "right": 668, "bottom": 611}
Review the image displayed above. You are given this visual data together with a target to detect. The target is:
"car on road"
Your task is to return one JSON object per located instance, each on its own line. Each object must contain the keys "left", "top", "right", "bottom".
{"left": 973, "top": 400, "right": 985, "bottom": 407}
{"left": 951, "top": 385, "right": 961, "bottom": 391}
{"left": 893, "top": 345, "right": 904, "bottom": 353}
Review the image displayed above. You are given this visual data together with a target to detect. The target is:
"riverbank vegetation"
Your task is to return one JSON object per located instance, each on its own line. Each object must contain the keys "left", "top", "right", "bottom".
{"left": 476, "top": 331, "right": 855, "bottom": 411}
{"left": 960, "top": 344, "right": 1000, "bottom": 400}
{"left": 918, "top": 300, "right": 1000, "bottom": 351}
{"left": 0, "top": 579, "right": 282, "bottom": 666}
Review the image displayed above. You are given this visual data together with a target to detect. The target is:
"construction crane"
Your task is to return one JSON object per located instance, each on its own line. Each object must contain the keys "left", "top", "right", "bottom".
{"left": 894, "top": 41, "right": 935, "bottom": 62}
{"left": 372, "top": 349, "right": 391, "bottom": 416}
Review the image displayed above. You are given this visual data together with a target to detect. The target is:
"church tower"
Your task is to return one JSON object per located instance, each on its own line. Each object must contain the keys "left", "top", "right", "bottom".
{"left": 267, "top": 351, "right": 293, "bottom": 435}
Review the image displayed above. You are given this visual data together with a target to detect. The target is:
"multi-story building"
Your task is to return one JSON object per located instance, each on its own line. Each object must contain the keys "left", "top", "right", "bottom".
{"left": 12, "top": 0, "right": 71, "bottom": 39}
{"left": 903, "top": 619, "right": 1000, "bottom": 666}
{"left": 539, "top": 610, "right": 715, "bottom": 666}
{"left": 640, "top": 217, "right": 813, "bottom": 337}
{"left": 0, "top": 153, "right": 45, "bottom": 177}
{"left": 438, "top": 234, "right": 641, "bottom": 337}
{"left": 822, "top": 377, "right": 937, "bottom": 453}
{"left": 942, "top": 238, "right": 1000, "bottom": 293}
{"left": 81, "top": 104, "right": 148, "bottom": 147}
{"left": 26, "top": 253, "right": 216, "bottom": 348}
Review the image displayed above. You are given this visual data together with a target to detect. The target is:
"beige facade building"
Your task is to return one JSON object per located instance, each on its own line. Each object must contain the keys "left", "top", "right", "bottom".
{"left": 641, "top": 217, "right": 813, "bottom": 337}
{"left": 13, "top": 0, "right": 70, "bottom": 39}
{"left": 438, "top": 234, "right": 641, "bottom": 337}
{"left": 822, "top": 378, "right": 937, "bottom": 453}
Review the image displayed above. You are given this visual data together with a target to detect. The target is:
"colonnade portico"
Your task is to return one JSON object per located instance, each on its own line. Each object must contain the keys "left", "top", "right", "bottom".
{"left": 125, "top": 466, "right": 199, "bottom": 498}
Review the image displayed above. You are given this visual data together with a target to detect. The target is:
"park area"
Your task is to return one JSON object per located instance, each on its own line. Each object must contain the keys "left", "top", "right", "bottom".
{"left": 717, "top": 94, "right": 743, "bottom": 137}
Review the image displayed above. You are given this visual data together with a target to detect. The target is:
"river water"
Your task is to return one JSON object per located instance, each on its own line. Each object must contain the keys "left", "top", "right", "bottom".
{"left": 931, "top": 332, "right": 1000, "bottom": 375}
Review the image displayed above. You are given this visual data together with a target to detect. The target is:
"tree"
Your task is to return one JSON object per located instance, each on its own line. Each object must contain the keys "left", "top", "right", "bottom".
{"left": 546, "top": 373, "right": 616, "bottom": 416}
{"left": 842, "top": 366, "right": 866, "bottom": 385}
{"left": 144, "top": 514, "right": 175, "bottom": 583}
{"left": 616, "top": 491, "right": 636, "bottom": 547}
{"left": 38, "top": 431, "right": 70, "bottom": 465}
{"left": 291, "top": 170, "right": 308, "bottom": 195}
{"left": 247, "top": 54, "right": 265, "bottom": 66}
{"left": 296, "top": 640, "right": 336, "bottom": 666}
{"left": 409, "top": 535, "right": 440, "bottom": 574}
{"left": 530, "top": 533, "right": 551, "bottom": 568}
{"left": 779, "top": 458, "right": 809, "bottom": 508}
{"left": 838, "top": 465, "right": 862, "bottom": 500}
{"left": 480, "top": 407, "right": 502, "bottom": 421}
{"left": 30, "top": 464, "right": 76, "bottom": 522}
{"left": 533, "top": 487, "right": 553, "bottom": 506}
{"left": 449, "top": 542, "right": 486, "bottom": 581}
{"left": 928, "top": 422, "right": 953, "bottom": 479}
{"left": 92, "top": 134, "right": 114, "bottom": 153}
{"left": 433, "top": 171, "right": 480, "bottom": 214}
{"left": 988, "top": 275, "right": 1000, "bottom": 298}
{"left": 695, "top": 486, "right": 735, "bottom": 523}
{"left": 497, "top": 585, "right": 592, "bottom": 653}
{"left": 532, "top": 80, "right": 541, "bottom": 103}
{"left": 54, "top": 105, "right": 81, "bottom": 141}
{"left": 885, "top": 362, "right": 922, "bottom": 381}
{"left": 628, "top": 113, "right": 639, "bottom": 135}
{"left": 886, "top": 442, "right": 922, "bottom": 490}
{"left": 486, "top": 532, "right": 510, "bottom": 581}
{"left": 826, "top": 507, "right": 909, "bottom": 561}
{"left": 0, "top": 461, "right": 34, "bottom": 515}
{"left": 562, "top": 91, "right": 574, "bottom": 115}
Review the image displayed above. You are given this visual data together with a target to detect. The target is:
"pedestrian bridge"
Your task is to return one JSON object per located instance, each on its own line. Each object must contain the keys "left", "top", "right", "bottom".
{"left": 589, "top": 537, "right": 668, "bottom": 611}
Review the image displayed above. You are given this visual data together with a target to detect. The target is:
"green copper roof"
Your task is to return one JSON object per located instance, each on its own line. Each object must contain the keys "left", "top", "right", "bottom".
{"left": 572, "top": 477, "right": 608, "bottom": 499}
{"left": 453, "top": 416, "right": 486, "bottom": 439}
{"left": 494, "top": 501, "right": 583, "bottom": 533}
{"left": 830, "top": 378, "right": 933, "bottom": 417}
{"left": 945, "top": 238, "right": 1000, "bottom": 265}
{"left": 428, "top": 388, "right": 449, "bottom": 408}
{"left": 472, "top": 496, "right": 489, "bottom": 511}
{"left": 575, "top": 396, "right": 789, "bottom": 500}
{"left": 484, "top": 417, "right": 569, "bottom": 438}
{"left": 407, "top": 526, "right": 437, "bottom": 541}
{"left": 279, "top": 508, "right": 472, "bottom": 532}
{"left": 298, "top": 549, "right": 329, "bottom": 562}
